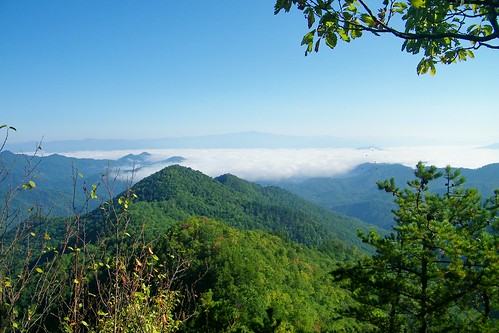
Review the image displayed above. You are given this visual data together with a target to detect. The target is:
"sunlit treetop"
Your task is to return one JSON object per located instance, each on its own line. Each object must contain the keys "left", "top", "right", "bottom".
{"left": 275, "top": 0, "right": 499, "bottom": 74}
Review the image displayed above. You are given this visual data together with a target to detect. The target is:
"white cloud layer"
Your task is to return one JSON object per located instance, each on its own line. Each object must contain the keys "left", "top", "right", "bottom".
{"left": 60, "top": 146, "right": 499, "bottom": 181}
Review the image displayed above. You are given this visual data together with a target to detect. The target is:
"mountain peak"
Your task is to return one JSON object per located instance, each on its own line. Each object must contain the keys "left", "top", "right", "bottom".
{"left": 118, "top": 152, "right": 152, "bottom": 162}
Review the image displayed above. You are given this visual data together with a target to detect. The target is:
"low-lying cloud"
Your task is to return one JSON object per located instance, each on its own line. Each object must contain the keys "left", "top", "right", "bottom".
{"left": 61, "top": 146, "right": 499, "bottom": 181}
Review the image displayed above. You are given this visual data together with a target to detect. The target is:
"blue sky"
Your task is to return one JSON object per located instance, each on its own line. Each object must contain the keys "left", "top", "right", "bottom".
{"left": 1, "top": 0, "right": 498, "bottom": 146}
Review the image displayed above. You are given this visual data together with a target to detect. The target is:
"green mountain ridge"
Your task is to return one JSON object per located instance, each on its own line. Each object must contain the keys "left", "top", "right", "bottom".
{"left": 126, "top": 165, "right": 375, "bottom": 255}
{"left": 0, "top": 150, "right": 177, "bottom": 216}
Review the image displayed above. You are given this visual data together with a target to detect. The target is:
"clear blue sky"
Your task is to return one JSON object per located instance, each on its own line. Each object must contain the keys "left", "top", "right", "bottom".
{"left": 1, "top": 0, "right": 498, "bottom": 146}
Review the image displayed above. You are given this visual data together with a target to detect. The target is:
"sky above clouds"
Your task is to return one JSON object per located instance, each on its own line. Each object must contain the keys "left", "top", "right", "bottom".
{"left": 1, "top": 1, "right": 498, "bottom": 147}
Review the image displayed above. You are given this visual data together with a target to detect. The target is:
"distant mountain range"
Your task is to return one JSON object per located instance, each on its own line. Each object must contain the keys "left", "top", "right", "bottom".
{"left": 4, "top": 132, "right": 398, "bottom": 152}
{"left": 266, "top": 162, "right": 499, "bottom": 229}
{"left": 0, "top": 150, "right": 184, "bottom": 216}
{"left": 1, "top": 150, "right": 498, "bottom": 233}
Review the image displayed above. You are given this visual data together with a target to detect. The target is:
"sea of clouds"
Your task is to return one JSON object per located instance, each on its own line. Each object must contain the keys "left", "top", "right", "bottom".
{"left": 59, "top": 145, "right": 499, "bottom": 181}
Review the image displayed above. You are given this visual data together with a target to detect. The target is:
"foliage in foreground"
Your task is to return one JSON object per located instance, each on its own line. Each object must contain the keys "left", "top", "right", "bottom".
{"left": 0, "top": 158, "right": 184, "bottom": 333}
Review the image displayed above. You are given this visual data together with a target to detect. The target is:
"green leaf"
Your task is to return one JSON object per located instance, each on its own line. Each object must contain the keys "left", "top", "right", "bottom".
{"left": 417, "top": 58, "right": 428, "bottom": 75}
{"left": 393, "top": 2, "right": 408, "bottom": 13}
{"left": 344, "top": 2, "right": 356, "bottom": 12}
{"left": 35, "top": 267, "right": 43, "bottom": 274}
{"left": 90, "top": 184, "right": 98, "bottom": 199}
{"left": 22, "top": 180, "right": 36, "bottom": 190}
{"left": 429, "top": 61, "right": 436, "bottom": 75}
{"left": 325, "top": 31, "right": 337, "bottom": 48}
{"left": 483, "top": 25, "right": 493, "bottom": 36}
{"left": 458, "top": 49, "right": 467, "bottom": 61}
{"left": 307, "top": 10, "right": 315, "bottom": 29}
{"left": 360, "top": 14, "right": 375, "bottom": 26}
{"left": 301, "top": 30, "right": 315, "bottom": 46}
{"left": 301, "top": 30, "right": 316, "bottom": 54}
{"left": 338, "top": 29, "right": 350, "bottom": 42}
{"left": 314, "top": 38, "right": 321, "bottom": 52}
{"left": 350, "top": 28, "right": 362, "bottom": 39}
{"left": 410, "top": 0, "right": 425, "bottom": 8}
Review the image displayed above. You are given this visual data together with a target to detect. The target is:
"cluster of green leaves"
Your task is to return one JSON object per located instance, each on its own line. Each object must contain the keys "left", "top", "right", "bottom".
{"left": 81, "top": 263, "right": 182, "bottom": 333}
{"left": 332, "top": 163, "right": 499, "bottom": 332}
{"left": 274, "top": 0, "right": 499, "bottom": 74}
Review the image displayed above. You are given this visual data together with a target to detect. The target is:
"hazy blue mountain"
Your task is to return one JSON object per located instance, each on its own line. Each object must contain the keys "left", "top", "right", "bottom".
{"left": 0, "top": 150, "right": 185, "bottom": 216}
{"left": 5, "top": 132, "right": 367, "bottom": 152}
{"left": 265, "top": 162, "right": 499, "bottom": 230}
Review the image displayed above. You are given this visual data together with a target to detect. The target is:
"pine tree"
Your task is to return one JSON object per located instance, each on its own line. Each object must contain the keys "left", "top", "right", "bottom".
{"left": 333, "top": 162, "right": 498, "bottom": 332}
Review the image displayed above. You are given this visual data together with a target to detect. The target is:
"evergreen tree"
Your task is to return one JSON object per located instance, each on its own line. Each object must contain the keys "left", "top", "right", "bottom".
{"left": 333, "top": 162, "right": 498, "bottom": 332}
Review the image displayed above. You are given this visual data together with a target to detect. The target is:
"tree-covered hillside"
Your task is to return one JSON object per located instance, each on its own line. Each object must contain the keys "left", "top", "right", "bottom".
{"left": 126, "top": 165, "right": 376, "bottom": 255}
{"left": 0, "top": 150, "right": 125, "bottom": 216}
{"left": 156, "top": 217, "right": 365, "bottom": 332}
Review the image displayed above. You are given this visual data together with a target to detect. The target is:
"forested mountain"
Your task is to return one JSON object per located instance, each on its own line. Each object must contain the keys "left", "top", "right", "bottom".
{"left": 125, "top": 165, "right": 375, "bottom": 255}
{"left": 0, "top": 150, "right": 115, "bottom": 215}
{"left": 268, "top": 162, "right": 499, "bottom": 229}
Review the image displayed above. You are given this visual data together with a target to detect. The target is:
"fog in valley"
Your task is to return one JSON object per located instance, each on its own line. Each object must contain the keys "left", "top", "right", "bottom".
{"left": 60, "top": 145, "right": 499, "bottom": 181}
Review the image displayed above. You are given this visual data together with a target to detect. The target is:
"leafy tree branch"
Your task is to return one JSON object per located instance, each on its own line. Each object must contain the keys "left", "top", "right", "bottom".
{"left": 274, "top": 0, "right": 499, "bottom": 74}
